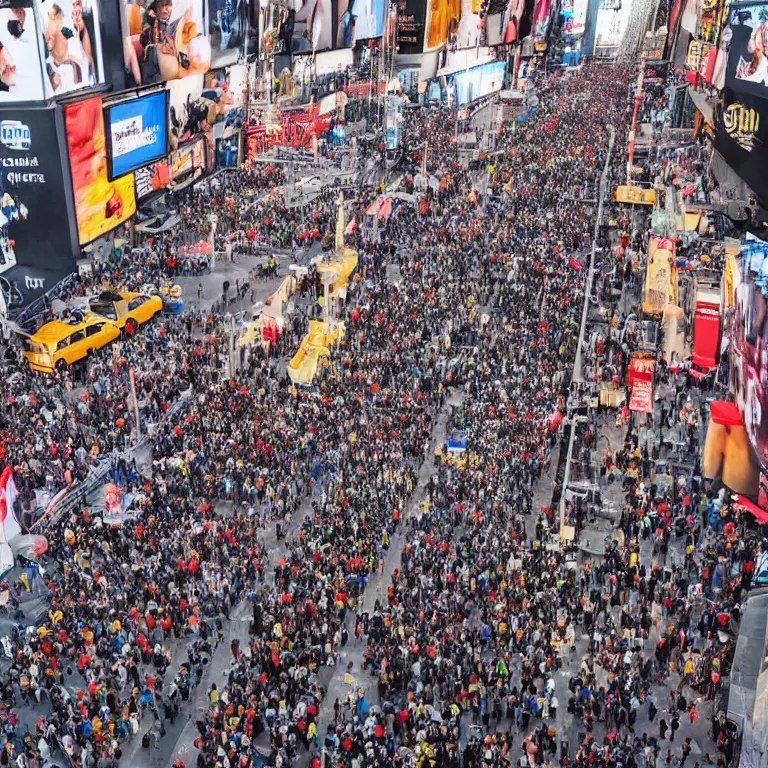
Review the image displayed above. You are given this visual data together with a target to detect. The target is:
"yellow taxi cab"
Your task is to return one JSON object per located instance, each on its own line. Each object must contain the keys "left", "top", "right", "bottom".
{"left": 23, "top": 314, "right": 120, "bottom": 374}
{"left": 75, "top": 290, "right": 163, "bottom": 333}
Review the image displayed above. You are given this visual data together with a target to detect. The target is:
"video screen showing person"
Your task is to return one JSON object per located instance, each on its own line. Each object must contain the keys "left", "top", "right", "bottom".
{"left": 40, "top": 0, "right": 104, "bottom": 96}
{"left": 730, "top": 3, "right": 768, "bottom": 96}
{"left": 0, "top": 3, "right": 46, "bottom": 101}
{"left": 123, "top": 0, "right": 210, "bottom": 87}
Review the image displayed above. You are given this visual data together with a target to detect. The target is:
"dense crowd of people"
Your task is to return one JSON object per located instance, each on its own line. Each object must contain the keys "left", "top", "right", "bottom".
{"left": 0, "top": 58, "right": 753, "bottom": 768}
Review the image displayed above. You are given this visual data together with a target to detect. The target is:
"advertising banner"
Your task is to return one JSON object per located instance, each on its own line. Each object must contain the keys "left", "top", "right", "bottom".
{"left": 702, "top": 401, "right": 759, "bottom": 497}
{"left": 170, "top": 143, "right": 194, "bottom": 178}
{"left": 614, "top": 185, "right": 656, "bottom": 204}
{"left": 454, "top": 60, "right": 506, "bottom": 105}
{"left": 594, "top": 0, "right": 632, "bottom": 52}
{"left": 352, "top": 0, "right": 386, "bottom": 39}
{"left": 208, "top": 0, "right": 248, "bottom": 67}
{"left": 65, "top": 97, "right": 135, "bottom": 245}
{"left": 726, "top": 2, "right": 768, "bottom": 99}
{"left": 214, "top": 136, "right": 237, "bottom": 167}
{"left": 0, "top": 2, "right": 47, "bottom": 102}
{"left": 643, "top": 236, "right": 676, "bottom": 314}
{"left": 122, "top": 0, "right": 211, "bottom": 88}
{"left": 627, "top": 353, "right": 655, "bottom": 391}
{"left": 292, "top": 0, "right": 334, "bottom": 52}
{"left": 37, "top": 0, "right": 105, "bottom": 96}
{"left": 106, "top": 91, "right": 169, "bottom": 180}
{"left": 715, "top": 88, "right": 768, "bottom": 206}
{"left": 134, "top": 160, "right": 170, "bottom": 199}
{"left": 692, "top": 301, "right": 720, "bottom": 371}
{"left": 628, "top": 352, "right": 655, "bottom": 414}
{"left": 0, "top": 106, "right": 77, "bottom": 309}
{"left": 396, "top": 0, "right": 427, "bottom": 53}
{"left": 628, "top": 379, "right": 654, "bottom": 413}
{"left": 485, "top": 0, "right": 533, "bottom": 46}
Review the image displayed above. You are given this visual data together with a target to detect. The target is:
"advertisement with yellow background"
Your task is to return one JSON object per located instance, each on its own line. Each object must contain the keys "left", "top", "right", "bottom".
{"left": 614, "top": 185, "right": 656, "bottom": 205}
{"left": 643, "top": 236, "right": 677, "bottom": 314}
{"left": 65, "top": 97, "right": 136, "bottom": 245}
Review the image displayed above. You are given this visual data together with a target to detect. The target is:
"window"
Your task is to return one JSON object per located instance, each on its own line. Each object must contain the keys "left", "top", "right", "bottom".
{"left": 56, "top": 337, "right": 71, "bottom": 351}
{"left": 127, "top": 296, "right": 148, "bottom": 311}
{"left": 69, "top": 331, "right": 85, "bottom": 344}
{"left": 86, "top": 323, "right": 103, "bottom": 337}
{"left": 90, "top": 300, "right": 117, "bottom": 320}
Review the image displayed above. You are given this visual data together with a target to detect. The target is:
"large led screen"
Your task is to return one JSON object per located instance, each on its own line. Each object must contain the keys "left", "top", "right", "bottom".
{"left": 0, "top": 106, "right": 76, "bottom": 309}
{"left": 105, "top": 91, "right": 168, "bottom": 180}
{"left": 65, "top": 96, "right": 136, "bottom": 245}
{"left": 38, "top": 0, "right": 105, "bottom": 96}
{"left": 0, "top": 2, "right": 47, "bottom": 102}
{"left": 122, "top": 0, "right": 211, "bottom": 87}
{"left": 727, "top": 2, "right": 768, "bottom": 98}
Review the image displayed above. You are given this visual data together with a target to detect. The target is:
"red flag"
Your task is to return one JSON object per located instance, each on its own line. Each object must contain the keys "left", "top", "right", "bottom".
{"left": 569, "top": 257, "right": 584, "bottom": 270}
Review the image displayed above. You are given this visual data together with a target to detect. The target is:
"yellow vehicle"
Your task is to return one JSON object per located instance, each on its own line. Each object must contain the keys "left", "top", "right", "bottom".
{"left": 23, "top": 314, "right": 120, "bottom": 373}
{"left": 74, "top": 290, "right": 163, "bottom": 333}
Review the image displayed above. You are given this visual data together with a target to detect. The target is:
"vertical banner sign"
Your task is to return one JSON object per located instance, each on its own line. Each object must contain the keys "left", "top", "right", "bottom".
{"left": 65, "top": 97, "right": 136, "bottom": 245}
{"left": 643, "top": 236, "right": 676, "bottom": 314}
{"left": 628, "top": 355, "right": 655, "bottom": 414}
{"left": 396, "top": 0, "right": 427, "bottom": 53}
{"left": 0, "top": 107, "right": 77, "bottom": 309}
{"left": 692, "top": 301, "right": 720, "bottom": 371}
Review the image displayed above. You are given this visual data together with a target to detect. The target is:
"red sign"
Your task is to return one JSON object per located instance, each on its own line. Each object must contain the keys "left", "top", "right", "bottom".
{"left": 628, "top": 354, "right": 655, "bottom": 414}
{"left": 629, "top": 379, "right": 653, "bottom": 413}
{"left": 692, "top": 301, "right": 720, "bottom": 371}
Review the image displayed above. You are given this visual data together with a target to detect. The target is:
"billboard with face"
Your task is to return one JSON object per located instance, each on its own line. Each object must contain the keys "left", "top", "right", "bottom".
{"left": 0, "top": 2, "right": 47, "bottom": 101}
{"left": 122, "top": 0, "right": 211, "bottom": 88}
{"left": 39, "top": 0, "right": 105, "bottom": 96}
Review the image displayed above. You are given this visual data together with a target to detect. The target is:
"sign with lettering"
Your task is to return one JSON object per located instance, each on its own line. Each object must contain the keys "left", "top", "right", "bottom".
{"left": 105, "top": 91, "right": 169, "bottom": 180}
{"left": 0, "top": 105, "right": 77, "bottom": 309}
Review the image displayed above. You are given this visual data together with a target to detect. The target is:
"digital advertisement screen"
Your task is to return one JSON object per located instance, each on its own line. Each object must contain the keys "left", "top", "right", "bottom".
{"left": 424, "top": 0, "right": 485, "bottom": 50}
{"left": 208, "top": 0, "right": 248, "bottom": 67}
{"left": 727, "top": 2, "right": 768, "bottom": 98}
{"left": 292, "top": 0, "right": 332, "bottom": 51}
{"left": 561, "top": 0, "right": 587, "bottom": 37}
{"left": 730, "top": 235, "right": 768, "bottom": 467}
{"left": 715, "top": 88, "right": 768, "bottom": 207}
{"left": 134, "top": 160, "right": 170, "bottom": 199}
{"left": 594, "top": 0, "right": 633, "bottom": 50}
{"left": 0, "top": 106, "right": 77, "bottom": 310}
{"left": 352, "top": 0, "right": 385, "bottom": 38}
{"left": 396, "top": 0, "right": 427, "bottom": 53}
{"left": 106, "top": 91, "right": 168, "bottom": 180}
{"left": 215, "top": 136, "right": 237, "bottom": 167}
{"left": 0, "top": 2, "right": 47, "bottom": 102}
{"left": 122, "top": 0, "right": 211, "bottom": 88}
{"left": 454, "top": 60, "right": 506, "bottom": 105}
{"left": 37, "top": 0, "right": 105, "bottom": 96}
{"left": 485, "top": 0, "right": 533, "bottom": 45}
{"left": 65, "top": 96, "right": 136, "bottom": 245}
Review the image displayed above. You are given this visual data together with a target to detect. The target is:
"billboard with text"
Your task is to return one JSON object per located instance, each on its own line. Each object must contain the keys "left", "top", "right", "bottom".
{"left": 0, "top": 106, "right": 76, "bottom": 309}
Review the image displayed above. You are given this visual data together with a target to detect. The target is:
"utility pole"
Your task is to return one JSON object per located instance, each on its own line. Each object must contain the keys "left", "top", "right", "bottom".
{"left": 238, "top": 61, "right": 251, "bottom": 166}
